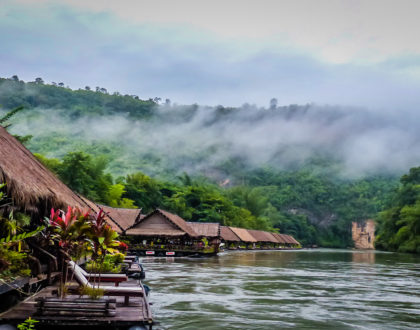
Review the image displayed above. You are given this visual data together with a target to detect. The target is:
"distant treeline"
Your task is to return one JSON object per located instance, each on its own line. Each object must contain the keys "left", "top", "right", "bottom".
{"left": 0, "top": 76, "right": 157, "bottom": 118}
{"left": 2, "top": 76, "right": 418, "bottom": 252}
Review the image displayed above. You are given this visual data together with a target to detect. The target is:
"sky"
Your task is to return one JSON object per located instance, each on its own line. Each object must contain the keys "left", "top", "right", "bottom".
{"left": 1, "top": 0, "right": 420, "bottom": 107}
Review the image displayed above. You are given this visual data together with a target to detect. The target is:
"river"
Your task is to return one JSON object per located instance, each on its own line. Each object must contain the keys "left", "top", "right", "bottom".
{"left": 141, "top": 249, "right": 420, "bottom": 330}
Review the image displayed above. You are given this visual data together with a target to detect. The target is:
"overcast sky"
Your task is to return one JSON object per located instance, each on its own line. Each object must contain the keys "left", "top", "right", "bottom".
{"left": 1, "top": 0, "right": 420, "bottom": 108}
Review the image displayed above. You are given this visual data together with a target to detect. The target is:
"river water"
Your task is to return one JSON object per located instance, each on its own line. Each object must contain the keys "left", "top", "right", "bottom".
{"left": 141, "top": 249, "right": 420, "bottom": 330}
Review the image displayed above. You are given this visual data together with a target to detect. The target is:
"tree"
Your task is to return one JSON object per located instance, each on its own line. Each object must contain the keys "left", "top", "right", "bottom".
{"left": 376, "top": 166, "right": 420, "bottom": 253}
{"left": 0, "top": 106, "right": 32, "bottom": 144}
{"left": 57, "top": 152, "right": 112, "bottom": 202}
{"left": 269, "top": 98, "right": 278, "bottom": 110}
{"left": 0, "top": 106, "right": 24, "bottom": 128}
{"left": 106, "top": 184, "right": 137, "bottom": 209}
{"left": 34, "top": 77, "right": 44, "bottom": 84}
{"left": 124, "top": 173, "right": 162, "bottom": 212}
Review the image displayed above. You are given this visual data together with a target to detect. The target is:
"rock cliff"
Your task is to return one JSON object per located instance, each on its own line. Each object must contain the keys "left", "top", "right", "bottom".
{"left": 352, "top": 220, "right": 375, "bottom": 249}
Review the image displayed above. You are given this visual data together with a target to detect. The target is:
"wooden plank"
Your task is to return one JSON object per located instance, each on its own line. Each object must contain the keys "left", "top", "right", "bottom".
{"left": 0, "top": 279, "right": 153, "bottom": 326}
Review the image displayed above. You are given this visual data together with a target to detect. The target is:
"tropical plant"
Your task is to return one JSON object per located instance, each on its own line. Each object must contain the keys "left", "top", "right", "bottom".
{"left": 0, "top": 184, "right": 44, "bottom": 281}
{"left": 86, "top": 209, "right": 124, "bottom": 286}
{"left": 47, "top": 206, "right": 91, "bottom": 259}
{"left": 17, "top": 317, "right": 39, "bottom": 330}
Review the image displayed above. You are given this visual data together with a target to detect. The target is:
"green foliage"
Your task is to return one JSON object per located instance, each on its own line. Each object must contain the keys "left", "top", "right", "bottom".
{"left": 0, "top": 106, "right": 24, "bottom": 128}
{"left": 0, "top": 77, "right": 156, "bottom": 119}
{"left": 34, "top": 153, "right": 62, "bottom": 174}
{"left": 0, "top": 106, "right": 32, "bottom": 144}
{"left": 376, "top": 166, "right": 420, "bottom": 253}
{"left": 17, "top": 317, "right": 39, "bottom": 330}
{"left": 79, "top": 285, "right": 104, "bottom": 300}
{"left": 0, "top": 226, "right": 44, "bottom": 244}
{"left": 124, "top": 172, "right": 163, "bottom": 213}
{"left": 0, "top": 245, "right": 31, "bottom": 281}
{"left": 106, "top": 184, "right": 137, "bottom": 209}
{"left": 36, "top": 152, "right": 136, "bottom": 207}
{"left": 85, "top": 253, "right": 124, "bottom": 273}
{"left": 57, "top": 152, "right": 112, "bottom": 202}
{"left": 0, "top": 186, "right": 43, "bottom": 280}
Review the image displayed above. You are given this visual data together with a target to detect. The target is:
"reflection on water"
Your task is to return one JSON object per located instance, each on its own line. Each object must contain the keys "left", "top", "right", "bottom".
{"left": 352, "top": 251, "right": 375, "bottom": 264}
{"left": 142, "top": 249, "right": 420, "bottom": 330}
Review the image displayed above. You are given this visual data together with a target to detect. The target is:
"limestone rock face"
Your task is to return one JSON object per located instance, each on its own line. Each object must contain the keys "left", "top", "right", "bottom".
{"left": 352, "top": 220, "right": 375, "bottom": 249}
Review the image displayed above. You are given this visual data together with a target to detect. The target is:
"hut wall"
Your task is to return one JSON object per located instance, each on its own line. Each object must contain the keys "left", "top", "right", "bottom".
{"left": 134, "top": 213, "right": 179, "bottom": 231}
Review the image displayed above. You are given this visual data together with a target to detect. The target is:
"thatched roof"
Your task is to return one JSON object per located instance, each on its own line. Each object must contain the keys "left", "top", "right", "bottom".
{"left": 264, "top": 232, "right": 280, "bottom": 243}
{"left": 271, "top": 233, "right": 286, "bottom": 243}
{"left": 275, "top": 233, "right": 299, "bottom": 245}
{"left": 230, "top": 227, "right": 257, "bottom": 243}
{"left": 248, "top": 230, "right": 279, "bottom": 243}
{"left": 97, "top": 204, "right": 142, "bottom": 232}
{"left": 220, "top": 226, "right": 241, "bottom": 242}
{"left": 0, "top": 126, "right": 85, "bottom": 217}
{"left": 125, "top": 227, "right": 186, "bottom": 237}
{"left": 156, "top": 209, "right": 197, "bottom": 237}
{"left": 125, "top": 209, "right": 198, "bottom": 238}
{"left": 247, "top": 230, "right": 265, "bottom": 242}
{"left": 284, "top": 234, "right": 300, "bottom": 245}
{"left": 187, "top": 222, "right": 220, "bottom": 238}
{"left": 278, "top": 234, "right": 291, "bottom": 244}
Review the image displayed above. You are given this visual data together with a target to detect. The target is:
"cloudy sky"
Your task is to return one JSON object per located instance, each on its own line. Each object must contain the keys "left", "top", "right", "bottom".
{"left": 1, "top": 0, "right": 420, "bottom": 108}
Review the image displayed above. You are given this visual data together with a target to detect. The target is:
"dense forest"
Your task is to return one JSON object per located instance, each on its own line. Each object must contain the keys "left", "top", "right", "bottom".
{"left": 1, "top": 76, "right": 418, "bottom": 251}
{"left": 376, "top": 167, "right": 420, "bottom": 253}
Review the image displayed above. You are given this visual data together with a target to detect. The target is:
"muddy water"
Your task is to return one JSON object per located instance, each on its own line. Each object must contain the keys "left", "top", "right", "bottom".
{"left": 141, "top": 249, "right": 420, "bottom": 329}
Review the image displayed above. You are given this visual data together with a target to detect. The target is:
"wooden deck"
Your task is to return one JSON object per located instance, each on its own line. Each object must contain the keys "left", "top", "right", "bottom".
{"left": 0, "top": 279, "right": 153, "bottom": 329}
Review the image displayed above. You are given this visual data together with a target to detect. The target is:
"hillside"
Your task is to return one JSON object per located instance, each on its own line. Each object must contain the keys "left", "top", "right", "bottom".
{"left": 0, "top": 76, "right": 405, "bottom": 247}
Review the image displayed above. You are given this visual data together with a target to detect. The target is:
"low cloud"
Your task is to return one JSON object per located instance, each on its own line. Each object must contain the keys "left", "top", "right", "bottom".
{"left": 7, "top": 102, "right": 420, "bottom": 179}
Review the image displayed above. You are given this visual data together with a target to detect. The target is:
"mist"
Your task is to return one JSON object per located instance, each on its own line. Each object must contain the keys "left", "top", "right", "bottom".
{"left": 6, "top": 101, "right": 420, "bottom": 180}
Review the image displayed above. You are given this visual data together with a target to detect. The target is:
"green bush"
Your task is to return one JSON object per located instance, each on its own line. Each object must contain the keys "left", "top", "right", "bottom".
{"left": 0, "top": 245, "right": 31, "bottom": 281}
{"left": 84, "top": 253, "right": 124, "bottom": 274}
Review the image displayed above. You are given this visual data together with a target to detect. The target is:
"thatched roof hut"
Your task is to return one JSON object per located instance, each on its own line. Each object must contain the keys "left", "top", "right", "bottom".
{"left": 187, "top": 222, "right": 220, "bottom": 238}
{"left": 97, "top": 204, "right": 142, "bottom": 233}
{"left": 220, "top": 226, "right": 241, "bottom": 242}
{"left": 125, "top": 209, "right": 198, "bottom": 238}
{"left": 0, "top": 126, "right": 85, "bottom": 217}
{"left": 247, "top": 230, "right": 279, "bottom": 243}
{"left": 229, "top": 227, "right": 257, "bottom": 243}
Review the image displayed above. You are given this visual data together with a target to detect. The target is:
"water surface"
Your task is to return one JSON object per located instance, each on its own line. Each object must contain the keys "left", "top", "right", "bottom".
{"left": 142, "top": 249, "right": 420, "bottom": 329}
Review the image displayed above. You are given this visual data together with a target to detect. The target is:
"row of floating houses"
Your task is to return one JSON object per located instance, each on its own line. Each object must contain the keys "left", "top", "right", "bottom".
{"left": 89, "top": 205, "right": 301, "bottom": 257}
{"left": 0, "top": 125, "right": 300, "bottom": 258}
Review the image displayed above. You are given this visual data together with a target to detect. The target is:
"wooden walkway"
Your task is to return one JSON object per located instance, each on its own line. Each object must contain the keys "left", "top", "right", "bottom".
{"left": 0, "top": 279, "right": 153, "bottom": 329}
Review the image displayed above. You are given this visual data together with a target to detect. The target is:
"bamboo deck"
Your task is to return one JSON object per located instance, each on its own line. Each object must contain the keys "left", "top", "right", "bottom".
{"left": 0, "top": 279, "right": 153, "bottom": 329}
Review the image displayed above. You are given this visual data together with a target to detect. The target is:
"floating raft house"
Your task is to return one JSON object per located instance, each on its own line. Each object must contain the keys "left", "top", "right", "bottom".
{"left": 220, "top": 226, "right": 242, "bottom": 249}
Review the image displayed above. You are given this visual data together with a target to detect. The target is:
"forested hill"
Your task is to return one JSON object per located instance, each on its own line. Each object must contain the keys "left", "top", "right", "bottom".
{"left": 1, "top": 76, "right": 417, "bottom": 250}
